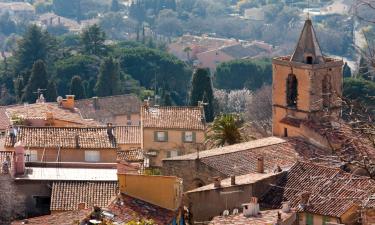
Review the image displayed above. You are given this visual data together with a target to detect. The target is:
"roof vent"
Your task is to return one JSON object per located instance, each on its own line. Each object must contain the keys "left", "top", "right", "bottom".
{"left": 242, "top": 197, "right": 259, "bottom": 217}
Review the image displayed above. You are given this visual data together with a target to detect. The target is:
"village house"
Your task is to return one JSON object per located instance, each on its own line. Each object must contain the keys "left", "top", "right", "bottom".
{"left": 75, "top": 94, "right": 141, "bottom": 126}
{"left": 0, "top": 2, "right": 35, "bottom": 18}
{"left": 261, "top": 161, "right": 375, "bottom": 225}
{"left": 141, "top": 104, "right": 206, "bottom": 167}
{"left": 162, "top": 137, "right": 330, "bottom": 191}
{"left": 114, "top": 125, "right": 141, "bottom": 151}
{"left": 4, "top": 126, "right": 118, "bottom": 163}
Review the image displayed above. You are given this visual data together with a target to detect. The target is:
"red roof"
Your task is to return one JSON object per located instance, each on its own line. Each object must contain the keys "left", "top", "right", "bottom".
{"left": 12, "top": 209, "right": 90, "bottom": 225}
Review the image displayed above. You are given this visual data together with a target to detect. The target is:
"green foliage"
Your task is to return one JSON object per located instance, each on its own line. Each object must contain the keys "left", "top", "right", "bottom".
{"left": 359, "top": 56, "right": 371, "bottom": 80}
{"left": 143, "top": 168, "right": 161, "bottom": 176}
{"left": 81, "top": 24, "right": 106, "bottom": 56}
{"left": 206, "top": 114, "right": 243, "bottom": 147}
{"left": 343, "top": 62, "right": 352, "bottom": 78}
{"left": 95, "top": 57, "right": 121, "bottom": 97}
{"left": 190, "top": 68, "right": 214, "bottom": 122}
{"left": 14, "top": 25, "right": 55, "bottom": 73}
{"left": 45, "top": 81, "right": 58, "bottom": 102}
{"left": 125, "top": 219, "right": 155, "bottom": 225}
{"left": 52, "top": 0, "right": 81, "bottom": 19}
{"left": 70, "top": 76, "right": 86, "bottom": 100}
{"left": 343, "top": 78, "right": 375, "bottom": 110}
{"left": 215, "top": 58, "right": 272, "bottom": 91}
{"left": 0, "top": 12, "right": 16, "bottom": 35}
{"left": 117, "top": 47, "right": 191, "bottom": 103}
{"left": 22, "top": 60, "right": 49, "bottom": 103}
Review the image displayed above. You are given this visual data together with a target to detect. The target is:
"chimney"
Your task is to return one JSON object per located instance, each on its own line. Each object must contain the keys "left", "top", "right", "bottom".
{"left": 92, "top": 97, "right": 99, "bottom": 110}
{"left": 282, "top": 201, "right": 290, "bottom": 213}
{"left": 257, "top": 157, "right": 264, "bottom": 173}
{"left": 14, "top": 141, "right": 25, "bottom": 175}
{"left": 75, "top": 134, "right": 80, "bottom": 149}
{"left": 213, "top": 177, "right": 221, "bottom": 188}
{"left": 299, "top": 192, "right": 310, "bottom": 209}
{"left": 242, "top": 197, "right": 259, "bottom": 217}
{"left": 36, "top": 94, "right": 45, "bottom": 103}
{"left": 61, "top": 95, "right": 75, "bottom": 110}
{"left": 77, "top": 202, "right": 86, "bottom": 210}
{"left": 230, "top": 175, "right": 236, "bottom": 185}
{"left": 143, "top": 99, "right": 150, "bottom": 108}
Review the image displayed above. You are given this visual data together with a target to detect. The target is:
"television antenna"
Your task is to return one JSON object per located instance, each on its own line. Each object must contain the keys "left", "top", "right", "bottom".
{"left": 33, "top": 88, "right": 46, "bottom": 97}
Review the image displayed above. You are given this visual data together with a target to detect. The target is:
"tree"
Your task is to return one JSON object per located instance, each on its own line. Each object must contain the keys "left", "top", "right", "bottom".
{"left": 343, "top": 62, "right": 352, "bottom": 78}
{"left": 0, "top": 12, "right": 16, "bottom": 35}
{"left": 190, "top": 68, "right": 214, "bottom": 122}
{"left": 45, "top": 81, "right": 58, "bottom": 102}
{"left": 343, "top": 78, "right": 375, "bottom": 115}
{"left": 22, "top": 60, "right": 49, "bottom": 103}
{"left": 14, "top": 25, "right": 54, "bottom": 73}
{"left": 81, "top": 24, "right": 106, "bottom": 56}
{"left": 53, "top": 0, "right": 81, "bottom": 19}
{"left": 183, "top": 46, "right": 192, "bottom": 62}
{"left": 0, "top": 175, "right": 25, "bottom": 224}
{"left": 70, "top": 76, "right": 86, "bottom": 100}
{"left": 99, "top": 12, "right": 127, "bottom": 40}
{"left": 111, "top": 0, "right": 120, "bottom": 12}
{"left": 215, "top": 59, "right": 272, "bottom": 91}
{"left": 95, "top": 57, "right": 121, "bottom": 97}
{"left": 359, "top": 56, "right": 371, "bottom": 80}
{"left": 206, "top": 114, "right": 243, "bottom": 147}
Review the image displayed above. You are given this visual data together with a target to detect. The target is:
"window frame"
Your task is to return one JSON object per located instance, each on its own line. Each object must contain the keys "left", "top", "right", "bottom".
{"left": 84, "top": 150, "right": 100, "bottom": 162}
{"left": 183, "top": 131, "right": 195, "bottom": 143}
{"left": 154, "top": 131, "right": 168, "bottom": 142}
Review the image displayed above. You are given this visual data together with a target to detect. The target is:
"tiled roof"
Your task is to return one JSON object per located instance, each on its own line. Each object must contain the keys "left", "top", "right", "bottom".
{"left": 165, "top": 137, "right": 330, "bottom": 176}
{"left": 114, "top": 126, "right": 141, "bottom": 144}
{"left": 50, "top": 181, "right": 118, "bottom": 211}
{"left": 117, "top": 149, "right": 144, "bottom": 162}
{"left": 141, "top": 106, "right": 205, "bottom": 130}
{"left": 12, "top": 209, "right": 90, "bottom": 225}
{"left": 4, "top": 127, "right": 117, "bottom": 149}
{"left": 220, "top": 44, "right": 259, "bottom": 59}
{"left": 103, "top": 193, "right": 176, "bottom": 225}
{"left": 261, "top": 161, "right": 375, "bottom": 217}
{"left": 209, "top": 210, "right": 295, "bottom": 225}
{"left": 0, "top": 151, "right": 13, "bottom": 174}
{"left": 6, "top": 103, "right": 100, "bottom": 126}
{"left": 0, "top": 106, "right": 11, "bottom": 130}
{"left": 75, "top": 95, "right": 141, "bottom": 124}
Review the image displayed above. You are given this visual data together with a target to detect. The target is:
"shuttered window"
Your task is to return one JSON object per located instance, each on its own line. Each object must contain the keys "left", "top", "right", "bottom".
{"left": 306, "top": 213, "right": 313, "bottom": 225}
{"left": 154, "top": 131, "right": 168, "bottom": 142}
{"left": 182, "top": 131, "right": 196, "bottom": 143}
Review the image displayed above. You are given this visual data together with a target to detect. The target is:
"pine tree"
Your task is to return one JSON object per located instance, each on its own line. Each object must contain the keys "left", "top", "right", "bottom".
{"left": 22, "top": 60, "right": 49, "bottom": 103}
{"left": 81, "top": 24, "right": 106, "bottom": 56}
{"left": 190, "top": 68, "right": 214, "bottom": 122}
{"left": 70, "top": 75, "right": 86, "bottom": 100}
{"left": 111, "top": 0, "right": 120, "bottom": 12}
{"left": 45, "top": 81, "right": 58, "bottom": 102}
{"left": 343, "top": 62, "right": 352, "bottom": 78}
{"left": 95, "top": 57, "right": 121, "bottom": 97}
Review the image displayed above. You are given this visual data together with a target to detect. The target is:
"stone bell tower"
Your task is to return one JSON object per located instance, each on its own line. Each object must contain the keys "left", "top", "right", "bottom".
{"left": 272, "top": 19, "right": 343, "bottom": 137}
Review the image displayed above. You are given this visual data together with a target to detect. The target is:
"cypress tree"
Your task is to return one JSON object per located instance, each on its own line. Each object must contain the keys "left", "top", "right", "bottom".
{"left": 45, "top": 81, "right": 58, "bottom": 102}
{"left": 22, "top": 60, "right": 48, "bottom": 103}
{"left": 95, "top": 57, "right": 121, "bottom": 97}
{"left": 343, "top": 62, "right": 352, "bottom": 78}
{"left": 70, "top": 75, "right": 86, "bottom": 100}
{"left": 190, "top": 68, "right": 214, "bottom": 122}
{"left": 14, "top": 77, "right": 24, "bottom": 103}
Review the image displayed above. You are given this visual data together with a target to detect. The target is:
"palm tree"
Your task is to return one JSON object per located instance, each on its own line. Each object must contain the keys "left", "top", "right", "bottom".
{"left": 206, "top": 114, "right": 243, "bottom": 147}
{"left": 183, "top": 46, "right": 192, "bottom": 62}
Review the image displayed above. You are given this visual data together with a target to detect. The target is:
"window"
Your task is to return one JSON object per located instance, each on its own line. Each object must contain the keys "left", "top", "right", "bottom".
{"left": 167, "top": 150, "right": 179, "bottom": 158}
{"left": 284, "top": 128, "right": 288, "bottom": 137}
{"left": 322, "top": 75, "right": 331, "bottom": 108}
{"left": 286, "top": 74, "right": 298, "bottom": 107}
{"left": 183, "top": 131, "right": 195, "bottom": 143}
{"left": 25, "top": 150, "right": 38, "bottom": 162}
{"left": 85, "top": 151, "right": 100, "bottom": 162}
{"left": 306, "top": 56, "right": 313, "bottom": 64}
{"left": 34, "top": 196, "right": 50, "bottom": 208}
{"left": 154, "top": 131, "right": 168, "bottom": 142}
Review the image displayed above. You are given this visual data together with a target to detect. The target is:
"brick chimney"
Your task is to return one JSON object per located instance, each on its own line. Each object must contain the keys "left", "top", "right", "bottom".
{"left": 14, "top": 141, "right": 25, "bottom": 175}
{"left": 257, "top": 157, "right": 264, "bottom": 173}
{"left": 299, "top": 192, "right": 311, "bottom": 209}
{"left": 61, "top": 95, "right": 75, "bottom": 110}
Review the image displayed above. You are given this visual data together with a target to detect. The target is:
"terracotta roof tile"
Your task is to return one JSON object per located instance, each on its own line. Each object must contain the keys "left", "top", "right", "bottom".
{"left": 103, "top": 193, "right": 176, "bottom": 225}
{"left": 261, "top": 161, "right": 375, "bottom": 217}
{"left": 50, "top": 181, "right": 118, "bottom": 211}
{"left": 75, "top": 95, "right": 141, "bottom": 124}
{"left": 141, "top": 106, "right": 205, "bottom": 130}
{"left": 114, "top": 126, "right": 141, "bottom": 144}
{"left": 209, "top": 210, "right": 295, "bottom": 225}
{"left": 5, "top": 126, "right": 117, "bottom": 149}
{"left": 165, "top": 137, "right": 330, "bottom": 176}
{"left": 6, "top": 103, "right": 100, "bottom": 126}
{"left": 12, "top": 209, "right": 90, "bottom": 225}
{"left": 117, "top": 149, "right": 144, "bottom": 162}
{"left": 0, "top": 106, "right": 11, "bottom": 130}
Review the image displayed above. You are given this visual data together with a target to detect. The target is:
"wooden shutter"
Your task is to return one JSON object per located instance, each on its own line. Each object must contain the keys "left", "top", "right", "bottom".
{"left": 192, "top": 132, "right": 196, "bottom": 143}
{"left": 164, "top": 131, "right": 168, "bottom": 142}
{"left": 154, "top": 131, "right": 158, "bottom": 142}
{"left": 166, "top": 151, "right": 171, "bottom": 158}
{"left": 182, "top": 132, "right": 186, "bottom": 143}
{"left": 306, "top": 213, "right": 313, "bottom": 225}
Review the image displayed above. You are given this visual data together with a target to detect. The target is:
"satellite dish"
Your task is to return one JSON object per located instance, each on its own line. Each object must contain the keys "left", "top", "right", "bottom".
{"left": 56, "top": 96, "right": 63, "bottom": 103}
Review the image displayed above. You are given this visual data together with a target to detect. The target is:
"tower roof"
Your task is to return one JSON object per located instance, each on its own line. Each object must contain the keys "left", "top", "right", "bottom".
{"left": 291, "top": 19, "right": 324, "bottom": 64}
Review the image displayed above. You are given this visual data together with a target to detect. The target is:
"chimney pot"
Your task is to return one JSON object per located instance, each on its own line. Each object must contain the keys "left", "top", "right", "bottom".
{"left": 230, "top": 175, "right": 236, "bottom": 185}
{"left": 213, "top": 177, "right": 221, "bottom": 188}
{"left": 257, "top": 157, "right": 264, "bottom": 173}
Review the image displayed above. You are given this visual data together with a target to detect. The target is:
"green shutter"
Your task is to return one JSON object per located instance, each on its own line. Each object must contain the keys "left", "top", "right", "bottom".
{"left": 164, "top": 131, "right": 168, "bottom": 142}
{"left": 306, "top": 213, "right": 313, "bottom": 225}
{"left": 322, "top": 216, "right": 328, "bottom": 225}
{"left": 182, "top": 131, "right": 186, "bottom": 143}
{"left": 154, "top": 131, "right": 158, "bottom": 142}
{"left": 192, "top": 132, "right": 196, "bottom": 143}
